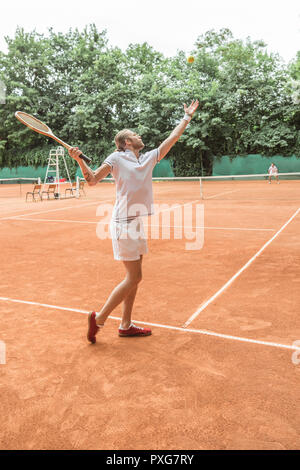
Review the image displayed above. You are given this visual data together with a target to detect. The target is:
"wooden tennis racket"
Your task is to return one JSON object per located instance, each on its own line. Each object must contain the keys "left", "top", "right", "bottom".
{"left": 15, "top": 111, "right": 92, "bottom": 164}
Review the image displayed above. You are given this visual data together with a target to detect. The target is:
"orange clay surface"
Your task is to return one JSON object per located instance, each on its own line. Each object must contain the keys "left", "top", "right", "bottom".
{"left": 0, "top": 179, "right": 299, "bottom": 450}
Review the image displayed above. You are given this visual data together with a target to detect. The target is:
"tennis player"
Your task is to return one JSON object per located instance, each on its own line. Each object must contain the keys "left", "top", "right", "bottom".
{"left": 69, "top": 100, "right": 199, "bottom": 343}
{"left": 268, "top": 163, "right": 279, "bottom": 184}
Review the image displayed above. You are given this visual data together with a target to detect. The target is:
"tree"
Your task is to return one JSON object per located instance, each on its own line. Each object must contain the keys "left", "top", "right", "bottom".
{"left": 0, "top": 26, "right": 299, "bottom": 177}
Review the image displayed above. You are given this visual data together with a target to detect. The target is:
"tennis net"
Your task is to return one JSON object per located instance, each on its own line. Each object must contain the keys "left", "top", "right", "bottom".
{"left": 152, "top": 173, "right": 300, "bottom": 202}
{"left": 0, "top": 178, "right": 41, "bottom": 198}
{"left": 199, "top": 172, "right": 300, "bottom": 201}
{"left": 78, "top": 172, "right": 300, "bottom": 203}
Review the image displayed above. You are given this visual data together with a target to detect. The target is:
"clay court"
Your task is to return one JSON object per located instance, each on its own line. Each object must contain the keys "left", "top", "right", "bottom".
{"left": 0, "top": 177, "right": 299, "bottom": 450}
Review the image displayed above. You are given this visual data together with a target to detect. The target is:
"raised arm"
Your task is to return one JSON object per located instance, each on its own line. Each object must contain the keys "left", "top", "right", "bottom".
{"left": 68, "top": 147, "right": 111, "bottom": 186}
{"left": 158, "top": 100, "right": 199, "bottom": 160}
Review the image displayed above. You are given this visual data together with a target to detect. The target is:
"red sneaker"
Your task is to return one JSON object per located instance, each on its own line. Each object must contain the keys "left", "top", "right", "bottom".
{"left": 87, "top": 311, "right": 100, "bottom": 344}
{"left": 118, "top": 323, "right": 152, "bottom": 337}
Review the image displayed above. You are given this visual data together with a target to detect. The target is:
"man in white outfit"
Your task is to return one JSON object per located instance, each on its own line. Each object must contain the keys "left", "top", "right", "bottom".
{"left": 69, "top": 100, "right": 199, "bottom": 343}
{"left": 268, "top": 163, "right": 279, "bottom": 184}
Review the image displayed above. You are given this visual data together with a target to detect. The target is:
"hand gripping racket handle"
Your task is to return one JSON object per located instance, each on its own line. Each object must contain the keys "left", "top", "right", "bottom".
{"left": 80, "top": 153, "right": 92, "bottom": 165}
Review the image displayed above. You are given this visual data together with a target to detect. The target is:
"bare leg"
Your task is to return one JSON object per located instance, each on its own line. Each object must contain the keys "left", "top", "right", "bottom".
{"left": 96, "top": 256, "right": 143, "bottom": 326}
{"left": 121, "top": 286, "right": 138, "bottom": 329}
{"left": 121, "top": 256, "right": 143, "bottom": 328}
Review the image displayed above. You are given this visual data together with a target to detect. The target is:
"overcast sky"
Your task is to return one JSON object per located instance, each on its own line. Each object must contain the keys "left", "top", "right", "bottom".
{"left": 1, "top": 0, "right": 300, "bottom": 63}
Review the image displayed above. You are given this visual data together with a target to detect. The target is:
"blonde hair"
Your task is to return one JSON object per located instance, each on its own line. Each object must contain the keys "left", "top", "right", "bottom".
{"left": 114, "top": 129, "right": 132, "bottom": 152}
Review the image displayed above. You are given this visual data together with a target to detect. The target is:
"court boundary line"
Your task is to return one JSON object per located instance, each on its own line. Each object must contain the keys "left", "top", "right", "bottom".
{"left": 5, "top": 216, "right": 277, "bottom": 232}
{"left": 205, "top": 189, "right": 241, "bottom": 199}
{"left": 156, "top": 200, "right": 200, "bottom": 213}
{"left": 0, "top": 198, "right": 196, "bottom": 222}
{"left": 0, "top": 296, "right": 299, "bottom": 352}
{"left": 183, "top": 207, "right": 300, "bottom": 328}
{"left": 0, "top": 198, "right": 115, "bottom": 221}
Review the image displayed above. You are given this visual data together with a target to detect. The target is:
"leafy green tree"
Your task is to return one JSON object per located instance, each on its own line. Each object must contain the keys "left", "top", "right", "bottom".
{"left": 0, "top": 25, "right": 299, "bottom": 176}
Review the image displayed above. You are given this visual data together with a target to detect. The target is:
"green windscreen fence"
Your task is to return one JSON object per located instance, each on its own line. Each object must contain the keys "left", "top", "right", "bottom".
{"left": 75, "top": 156, "right": 174, "bottom": 178}
{"left": 153, "top": 158, "right": 174, "bottom": 177}
{"left": 0, "top": 166, "right": 48, "bottom": 179}
{"left": 5, "top": 156, "right": 299, "bottom": 180}
{"left": 213, "top": 155, "right": 300, "bottom": 176}
{"left": 0, "top": 159, "right": 174, "bottom": 181}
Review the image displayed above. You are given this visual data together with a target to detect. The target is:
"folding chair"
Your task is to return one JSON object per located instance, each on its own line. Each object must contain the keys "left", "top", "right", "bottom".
{"left": 78, "top": 180, "right": 86, "bottom": 197}
{"left": 65, "top": 180, "right": 86, "bottom": 197}
{"left": 42, "top": 184, "right": 57, "bottom": 200}
{"left": 65, "top": 182, "right": 77, "bottom": 197}
{"left": 26, "top": 184, "right": 42, "bottom": 202}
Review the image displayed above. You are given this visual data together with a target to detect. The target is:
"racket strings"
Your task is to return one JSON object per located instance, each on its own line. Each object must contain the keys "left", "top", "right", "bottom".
{"left": 18, "top": 113, "right": 49, "bottom": 132}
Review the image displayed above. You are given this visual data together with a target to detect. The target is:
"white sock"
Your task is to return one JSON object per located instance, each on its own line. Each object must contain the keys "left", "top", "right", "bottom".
{"left": 119, "top": 323, "right": 133, "bottom": 330}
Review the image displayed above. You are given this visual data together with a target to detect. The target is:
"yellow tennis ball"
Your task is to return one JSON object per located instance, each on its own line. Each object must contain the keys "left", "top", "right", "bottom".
{"left": 187, "top": 56, "right": 195, "bottom": 64}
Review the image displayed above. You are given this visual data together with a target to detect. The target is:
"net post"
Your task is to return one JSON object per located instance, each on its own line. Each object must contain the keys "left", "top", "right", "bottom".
{"left": 76, "top": 176, "right": 80, "bottom": 198}
{"left": 55, "top": 149, "right": 60, "bottom": 198}
{"left": 38, "top": 177, "right": 41, "bottom": 185}
{"left": 199, "top": 177, "right": 203, "bottom": 199}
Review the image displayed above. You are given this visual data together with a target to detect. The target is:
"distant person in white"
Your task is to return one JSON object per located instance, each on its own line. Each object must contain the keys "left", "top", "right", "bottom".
{"left": 268, "top": 163, "right": 279, "bottom": 184}
{"left": 69, "top": 100, "right": 199, "bottom": 342}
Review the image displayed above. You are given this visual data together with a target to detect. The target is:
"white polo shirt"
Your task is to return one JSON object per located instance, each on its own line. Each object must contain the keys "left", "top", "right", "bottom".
{"left": 268, "top": 165, "right": 278, "bottom": 175}
{"left": 103, "top": 148, "right": 160, "bottom": 222}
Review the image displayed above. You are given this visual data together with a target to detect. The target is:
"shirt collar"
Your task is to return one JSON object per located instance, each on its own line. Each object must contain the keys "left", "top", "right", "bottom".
{"left": 124, "top": 149, "right": 141, "bottom": 161}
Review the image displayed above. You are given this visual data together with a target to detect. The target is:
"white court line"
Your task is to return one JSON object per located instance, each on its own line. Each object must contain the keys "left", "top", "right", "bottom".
{"left": 183, "top": 207, "right": 300, "bottom": 328}
{"left": 0, "top": 199, "right": 114, "bottom": 221}
{"left": 156, "top": 199, "right": 200, "bottom": 213}
{"left": 205, "top": 189, "right": 241, "bottom": 199}
{"left": 0, "top": 296, "right": 299, "bottom": 352}
{"left": 148, "top": 224, "right": 275, "bottom": 232}
{"left": 4, "top": 199, "right": 201, "bottom": 225}
{"left": 9, "top": 217, "right": 98, "bottom": 225}
{"left": 0, "top": 201, "right": 81, "bottom": 215}
{"left": 1, "top": 198, "right": 198, "bottom": 222}
{"left": 4, "top": 217, "right": 276, "bottom": 232}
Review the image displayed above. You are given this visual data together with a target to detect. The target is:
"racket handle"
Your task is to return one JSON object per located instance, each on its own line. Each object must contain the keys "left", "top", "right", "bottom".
{"left": 80, "top": 153, "right": 92, "bottom": 164}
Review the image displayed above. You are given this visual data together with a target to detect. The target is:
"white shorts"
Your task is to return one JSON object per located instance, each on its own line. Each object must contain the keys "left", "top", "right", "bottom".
{"left": 269, "top": 172, "right": 278, "bottom": 176}
{"left": 110, "top": 218, "right": 148, "bottom": 261}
